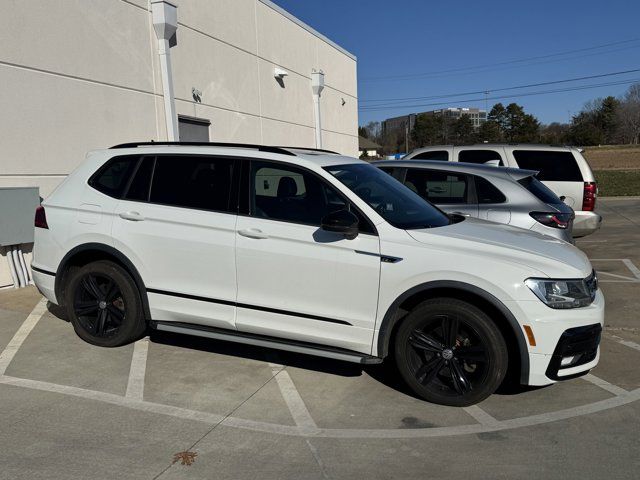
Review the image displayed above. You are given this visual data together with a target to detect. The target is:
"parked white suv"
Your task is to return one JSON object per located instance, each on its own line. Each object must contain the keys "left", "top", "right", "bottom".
{"left": 32, "top": 142, "right": 604, "bottom": 406}
{"left": 403, "top": 144, "right": 601, "bottom": 237}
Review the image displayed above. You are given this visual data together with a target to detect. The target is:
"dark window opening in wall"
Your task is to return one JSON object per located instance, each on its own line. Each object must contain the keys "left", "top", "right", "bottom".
{"left": 178, "top": 115, "right": 211, "bottom": 142}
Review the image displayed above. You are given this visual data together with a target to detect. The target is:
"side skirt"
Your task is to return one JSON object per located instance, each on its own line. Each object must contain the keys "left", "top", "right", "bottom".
{"left": 151, "top": 321, "right": 383, "bottom": 365}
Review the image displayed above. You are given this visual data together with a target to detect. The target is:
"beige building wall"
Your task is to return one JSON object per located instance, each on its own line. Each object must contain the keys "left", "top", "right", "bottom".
{"left": 0, "top": 0, "right": 358, "bottom": 287}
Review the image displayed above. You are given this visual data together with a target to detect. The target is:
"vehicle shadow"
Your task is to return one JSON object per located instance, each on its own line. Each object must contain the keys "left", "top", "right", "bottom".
{"left": 45, "top": 302, "right": 545, "bottom": 400}
{"left": 148, "top": 329, "right": 366, "bottom": 378}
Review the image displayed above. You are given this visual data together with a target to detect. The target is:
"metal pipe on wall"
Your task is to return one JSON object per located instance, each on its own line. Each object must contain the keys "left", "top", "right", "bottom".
{"left": 151, "top": 0, "right": 179, "bottom": 141}
{"left": 311, "top": 70, "right": 325, "bottom": 149}
{"left": 5, "top": 246, "right": 19, "bottom": 289}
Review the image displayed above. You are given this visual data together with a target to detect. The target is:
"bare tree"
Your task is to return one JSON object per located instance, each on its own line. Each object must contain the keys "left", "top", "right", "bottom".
{"left": 616, "top": 84, "right": 640, "bottom": 144}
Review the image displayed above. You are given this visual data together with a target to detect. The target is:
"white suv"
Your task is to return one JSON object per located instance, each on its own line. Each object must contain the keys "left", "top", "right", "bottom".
{"left": 403, "top": 144, "right": 601, "bottom": 237}
{"left": 32, "top": 142, "right": 604, "bottom": 406}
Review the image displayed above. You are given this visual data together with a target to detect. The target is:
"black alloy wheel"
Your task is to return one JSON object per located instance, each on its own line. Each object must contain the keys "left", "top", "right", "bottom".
{"left": 73, "top": 273, "right": 126, "bottom": 338}
{"left": 65, "top": 261, "right": 146, "bottom": 347}
{"left": 395, "top": 298, "right": 508, "bottom": 407}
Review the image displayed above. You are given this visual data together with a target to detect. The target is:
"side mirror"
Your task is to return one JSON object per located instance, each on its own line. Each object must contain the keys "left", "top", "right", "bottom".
{"left": 321, "top": 209, "right": 359, "bottom": 240}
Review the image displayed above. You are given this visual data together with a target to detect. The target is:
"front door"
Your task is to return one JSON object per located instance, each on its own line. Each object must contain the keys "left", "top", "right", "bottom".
{"left": 234, "top": 160, "right": 380, "bottom": 354}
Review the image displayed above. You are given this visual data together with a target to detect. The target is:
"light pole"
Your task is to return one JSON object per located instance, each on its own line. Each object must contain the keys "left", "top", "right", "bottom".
{"left": 151, "top": 0, "right": 179, "bottom": 141}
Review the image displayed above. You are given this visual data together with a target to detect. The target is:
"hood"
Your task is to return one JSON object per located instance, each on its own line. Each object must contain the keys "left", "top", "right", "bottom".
{"left": 407, "top": 217, "right": 592, "bottom": 278}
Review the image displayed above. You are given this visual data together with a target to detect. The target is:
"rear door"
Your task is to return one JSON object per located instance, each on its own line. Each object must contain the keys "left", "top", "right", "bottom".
{"left": 474, "top": 175, "right": 511, "bottom": 224}
{"left": 112, "top": 154, "right": 239, "bottom": 330}
{"left": 510, "top": 150, "right": 584, "bottom": 210}
{"left": 403, "top": 168, "right": 478, "bottom": 217}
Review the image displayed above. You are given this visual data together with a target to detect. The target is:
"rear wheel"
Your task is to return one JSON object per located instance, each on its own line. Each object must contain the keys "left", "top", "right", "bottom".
{"left": 65, "top": 261, "right": 146, "bottom": 347}
{"left": 394, "top": 298, "right": 508, "bottom": 407}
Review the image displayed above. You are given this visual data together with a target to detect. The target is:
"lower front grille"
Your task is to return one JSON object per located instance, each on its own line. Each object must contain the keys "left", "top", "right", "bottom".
{"left": 545, "top": 323, "right": 602, "bottom": 381}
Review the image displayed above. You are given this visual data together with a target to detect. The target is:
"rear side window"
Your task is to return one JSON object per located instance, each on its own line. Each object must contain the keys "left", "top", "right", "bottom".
{"left": 405, "top": 168, "right": 469, "bottom": 204}
{"left": 89, "top": 156, "right": 139, "bottom": 198}
{"left": 518, "top": 176, "right": 561, "bottom": 204}
{"left": 124, "top": 157, "right": 154, "bottom": 202}
{"left": 413, "top": 150, "right": 449, "bottom": 161}
{"left": 513, "top": 150, "right": 583, "bottom": 182}
{"left": 475, "top": 176, "right": 506, "bottom": 204}
{"left": 458, "top": 150, "right": 503, "bottom": 165}
{"left": 150, "top": 156, "right": 235, "bottom": 212}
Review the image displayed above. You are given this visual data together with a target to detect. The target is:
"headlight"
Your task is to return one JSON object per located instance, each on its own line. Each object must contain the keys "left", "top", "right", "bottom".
{"left": 525, "top": 272, "right": 597, "bottom": 309}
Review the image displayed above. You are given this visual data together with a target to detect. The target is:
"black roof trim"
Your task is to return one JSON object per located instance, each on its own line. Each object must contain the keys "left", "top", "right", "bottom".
{"left": 109, "top": 142, "right": 296, "bottom": 156}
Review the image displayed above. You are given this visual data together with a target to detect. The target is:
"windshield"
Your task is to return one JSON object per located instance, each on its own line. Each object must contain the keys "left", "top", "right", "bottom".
{"left": 325, "top": 163, "right": 451, "bottom": 229}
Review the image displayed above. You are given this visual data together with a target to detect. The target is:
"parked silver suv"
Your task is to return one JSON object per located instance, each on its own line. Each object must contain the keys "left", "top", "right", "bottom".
{"left": 374, "top": 160, "right": 575, "bottom": 242}
{"left": 403, "top": 144, "right": 601, "bottom": 237}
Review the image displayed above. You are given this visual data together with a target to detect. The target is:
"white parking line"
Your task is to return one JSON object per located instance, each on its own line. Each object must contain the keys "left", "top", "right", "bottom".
{"left": 622, "top": 259, "right": 640, "bottom": 280}
{"left": 265, "top": 353, "right": 318, "bottom": 432}
{"left": 582, "top": 374, "right": 628, "bottom": 396}
{"left": 597, "top": 271, "right": 640, "bottom": 282}
{"left": 605, "top": 334, "right": 640, "bottom": 352}
{"left": 125, "top": 337, "right": 149, "bottom": 400}
{"left": 0, "top": 298, "right": 48, "bottom": 376}
{"left": 1, "top": 373, "right": 639, "bottom": 439}
{"left": 463, "top": 405, "right": 499, "bottom": 425}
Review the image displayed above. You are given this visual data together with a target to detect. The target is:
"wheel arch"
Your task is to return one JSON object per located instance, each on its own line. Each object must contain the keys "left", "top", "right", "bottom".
{"left": 55, "top": 243, "right": 151, "bottom": 321}
{"left": 377, "top": 281, "right": 530, "bottom": 384}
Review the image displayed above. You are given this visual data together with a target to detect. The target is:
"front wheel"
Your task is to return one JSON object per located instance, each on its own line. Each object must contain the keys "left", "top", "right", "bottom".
{"left": 394, "top": 298, "right": 508, "bottom": 407}
{"left": 65, "top": 260, "right": 146, "bottom": 347}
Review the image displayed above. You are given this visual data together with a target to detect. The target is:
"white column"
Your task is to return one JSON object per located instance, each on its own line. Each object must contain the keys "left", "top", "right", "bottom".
{"left": 151, "top": 0, "right": 179, "bottom": 141}
{"left": 311, "top": 71, "right": 325, "bottom": 148}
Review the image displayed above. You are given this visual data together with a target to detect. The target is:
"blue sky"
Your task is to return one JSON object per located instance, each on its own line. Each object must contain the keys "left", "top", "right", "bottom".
{"left": 271, "top": 0, "right": 640, "bottom": 126}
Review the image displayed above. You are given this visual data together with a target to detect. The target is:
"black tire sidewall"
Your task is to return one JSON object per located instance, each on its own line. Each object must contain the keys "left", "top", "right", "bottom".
{"left": 394, "top": 298, "right": 508, "bottom": 407}
{"left": 65, "top": 261, "right": 145, "bottom": 347}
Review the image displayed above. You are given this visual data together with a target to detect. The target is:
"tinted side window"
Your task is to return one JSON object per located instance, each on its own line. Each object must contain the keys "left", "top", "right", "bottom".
{"left": 250, "top": 161, "right": 374, "bottom": 233}
{"left": 405, "top": 169, "right": 469, "bottom": 204}
{"left": 89, "top": 156, "right": 139, "bottom": 198}
{"left": 513, "top": 150, "right": 583, "bottom": 182}
{"left": 475, "top": 176, "right": 506, "bottom": 204}
{"left": 124, "top": 157, "right": 154, "bottom": 202}
{"left": 150, "top": 156, "right": 235, "bottom": 212}
{"left": 458, "top": 150, "right": 503, "bottom": 165}
{"left": 413, "top": 150, "right": 449, "bottom": 161}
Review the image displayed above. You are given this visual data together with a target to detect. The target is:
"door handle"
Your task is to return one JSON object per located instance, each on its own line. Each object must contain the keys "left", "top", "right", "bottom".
{"left": 118, "top": 211, "right": 145, "bottom": 221}
{"left": 237, "top": 228, "right": 269, "bottom": 239}
{"left": 451, "top": 211, "right": 471, "bottom": 217}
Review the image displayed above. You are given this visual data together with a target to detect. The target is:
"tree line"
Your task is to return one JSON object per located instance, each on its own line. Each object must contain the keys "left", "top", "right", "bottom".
{"left": 359, "top": 82, "right": 640, "bottom": 154}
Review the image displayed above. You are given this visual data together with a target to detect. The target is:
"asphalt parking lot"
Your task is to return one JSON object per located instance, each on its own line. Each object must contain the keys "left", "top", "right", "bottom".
{"left": 0, "top": 197, "right": 639, "bottom": 480}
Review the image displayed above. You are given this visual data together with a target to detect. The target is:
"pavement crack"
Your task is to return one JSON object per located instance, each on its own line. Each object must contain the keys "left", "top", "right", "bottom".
{"left": 151, "top": 364, "right": 286, "bottom": 479}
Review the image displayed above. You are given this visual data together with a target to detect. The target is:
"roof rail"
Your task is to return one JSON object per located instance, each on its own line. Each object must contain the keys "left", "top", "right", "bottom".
{"left": 276, "top": 146, "right": 340, "bottom": 155}
{"left": 109, "top": 141, "right": 296, "bottom": 156}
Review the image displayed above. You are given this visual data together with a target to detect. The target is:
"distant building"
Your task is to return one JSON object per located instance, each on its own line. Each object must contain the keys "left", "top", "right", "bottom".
{"left": 381, "top": 114, "right": 416, "bottom": 138}
{"left": 429, "top": 107, "right": 487, "bottom": 128}
{"left": 382, "top": 107, "right": 486, "bottom": 137}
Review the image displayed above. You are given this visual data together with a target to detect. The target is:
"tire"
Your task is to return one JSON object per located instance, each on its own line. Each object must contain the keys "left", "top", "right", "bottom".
{"left": 394, "top": 298, "right": 508, "bottom": 407}
{"left": 64, "top": 260, "right": 146, "bottom": 347}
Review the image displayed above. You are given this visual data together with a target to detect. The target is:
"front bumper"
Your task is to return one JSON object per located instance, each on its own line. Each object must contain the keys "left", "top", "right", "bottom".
{"left": 572, "top": 211, "right": 602, "bottom": 238}
{"left": 508, "top": 288, "right": 605, "bottom": 386}
{"left": 545, "top": 323, "right": 601, "bottom": 380}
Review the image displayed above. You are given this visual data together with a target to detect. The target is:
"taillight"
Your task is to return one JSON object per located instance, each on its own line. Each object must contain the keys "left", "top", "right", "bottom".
{"left": 582, "top": 182, "right": 597, "bottom": 211}
{"left": 530, "top": 212, "right": 573, "bottom": 229}
{"left": 34, "top": 205, "right": 48, "bottom": 229}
